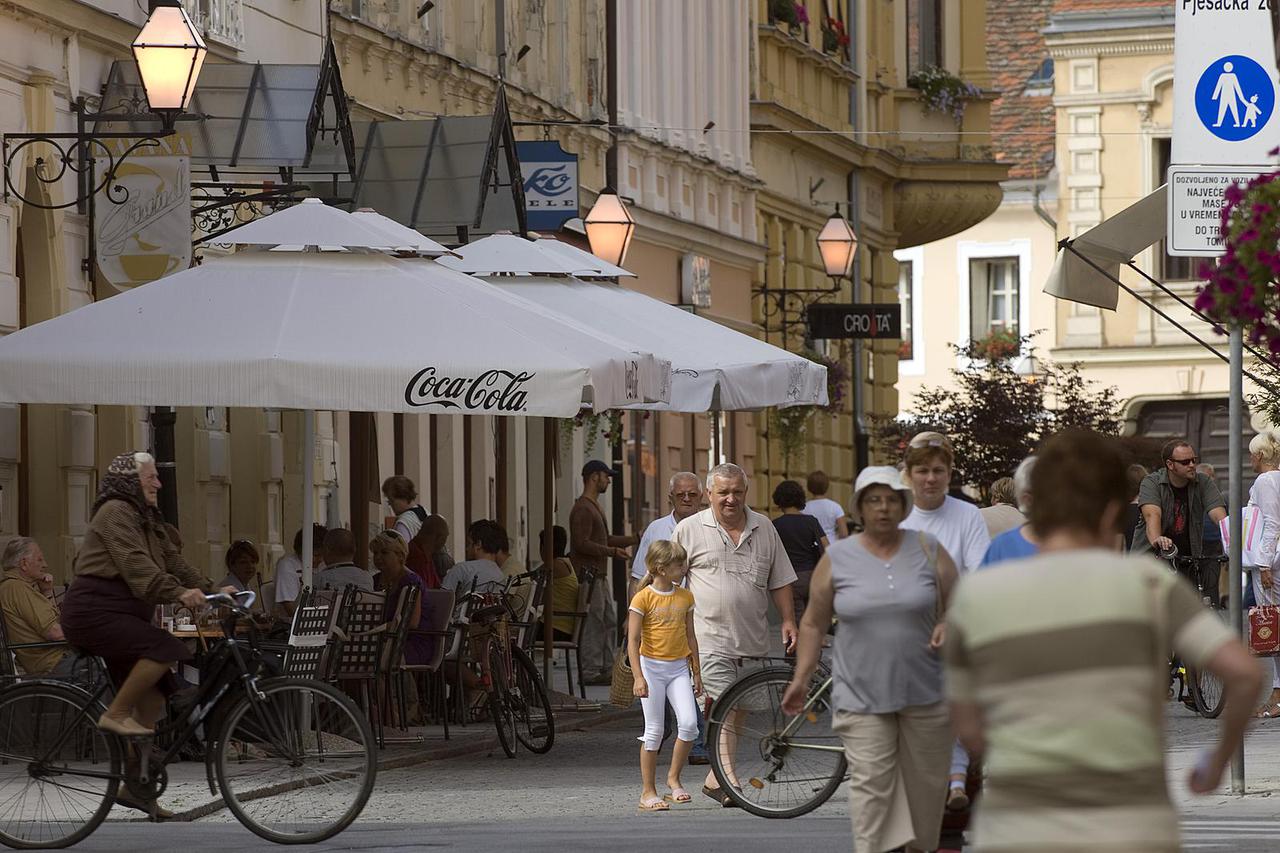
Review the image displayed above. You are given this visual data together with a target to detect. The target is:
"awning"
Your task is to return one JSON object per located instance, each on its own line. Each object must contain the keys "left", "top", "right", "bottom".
{"left": 343, "top": 87, "right": 526, "bottom": 239}
{"left": 94, "top": 42, "right": 354, "bottom": 179}
{"left": 1042, "top": 185, "right": 1280, "bottom": 393}
{"left": 1044, "top": 185, "right": 1167, "bottom": 311}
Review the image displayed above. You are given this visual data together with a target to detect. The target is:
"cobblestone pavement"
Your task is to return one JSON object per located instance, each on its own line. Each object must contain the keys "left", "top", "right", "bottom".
{"left": 73, "top": 699, "right": 1280, "bottom": 851}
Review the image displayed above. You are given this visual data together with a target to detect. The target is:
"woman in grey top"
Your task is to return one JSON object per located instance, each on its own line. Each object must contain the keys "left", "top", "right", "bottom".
{"left": 783, "top": 466, "right": 958, "bottom": 853}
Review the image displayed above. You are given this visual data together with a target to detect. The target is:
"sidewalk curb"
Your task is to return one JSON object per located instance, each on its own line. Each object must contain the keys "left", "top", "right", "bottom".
{"left": 160, "top": 707, "right": 640, "bottom": 823}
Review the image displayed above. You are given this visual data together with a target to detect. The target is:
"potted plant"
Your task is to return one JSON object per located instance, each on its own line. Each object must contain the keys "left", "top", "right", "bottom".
{"left": 769, "top": 346, "right": 848, "bottom": 470}
{"left": 906, "top": 65, "right": 981, "bottom": 124}
{"left": 822, "top": 16, "right": 850, "bottom": 60}
{"left": 1195, "top": 169, "right": 1280, "bottom": 355}
{"left": 768, "top": 0, "right": 799, "bottom": 27}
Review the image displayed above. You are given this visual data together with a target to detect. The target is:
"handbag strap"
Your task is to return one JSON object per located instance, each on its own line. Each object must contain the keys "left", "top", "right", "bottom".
{"left": 916, "top": 532, "right": 943, "bottom": 621}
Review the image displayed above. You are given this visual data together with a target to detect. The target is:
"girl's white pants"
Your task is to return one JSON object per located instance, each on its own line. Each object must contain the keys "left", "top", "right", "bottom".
{"left": 638, "top": 655, "right": 698, "bottom": 751}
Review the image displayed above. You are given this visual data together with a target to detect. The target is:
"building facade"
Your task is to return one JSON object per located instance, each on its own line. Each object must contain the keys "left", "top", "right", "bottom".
{"left": 896, "top": 0, "right": 1260, "bottom": 483}
{"left": 751, "top": 0, "right": 1006, "bottom": 511}
{"left": 0, "top": 0, "right": 325, "bottom": 578}
{"left": 3, "top": 0, "right": 1008, "bottom": 582}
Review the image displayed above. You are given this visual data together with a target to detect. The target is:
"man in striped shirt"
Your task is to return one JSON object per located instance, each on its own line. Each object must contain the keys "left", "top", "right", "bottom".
{"left": 945, "top": 430, "right": 1261, "bottom": 852}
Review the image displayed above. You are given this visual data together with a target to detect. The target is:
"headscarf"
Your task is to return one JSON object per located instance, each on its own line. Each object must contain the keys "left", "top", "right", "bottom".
{"left": 93, "top": 452, "right": 163, "bottom": 526}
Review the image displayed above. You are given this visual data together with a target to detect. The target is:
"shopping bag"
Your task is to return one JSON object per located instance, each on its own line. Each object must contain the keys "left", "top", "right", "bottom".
{"left": 609, "top": 646, "right": 635, "bottom": 708}
{"left": 1248, "top": 605, "right": 1280, "bottom": 657}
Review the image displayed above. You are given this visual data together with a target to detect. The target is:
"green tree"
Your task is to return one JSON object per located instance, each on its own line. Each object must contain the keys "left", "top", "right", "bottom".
{"left": 878, "top": 333, "right": 1122, "bottom": 497}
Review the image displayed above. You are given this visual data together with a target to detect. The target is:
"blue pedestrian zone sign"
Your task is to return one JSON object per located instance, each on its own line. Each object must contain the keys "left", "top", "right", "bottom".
{"left": 1194, "top": 54, "right": 1275, "bottom": 142}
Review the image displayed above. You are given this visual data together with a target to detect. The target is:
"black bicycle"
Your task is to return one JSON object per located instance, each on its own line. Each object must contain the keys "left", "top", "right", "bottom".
{"left": 705, "top": 658, "right": 845, "bottom": 819}
{"left": 1161, "top": 549, "right": 1227, "bottom": 719}
{"left": 0, "top": 590, "right": 375, "bottom": 848}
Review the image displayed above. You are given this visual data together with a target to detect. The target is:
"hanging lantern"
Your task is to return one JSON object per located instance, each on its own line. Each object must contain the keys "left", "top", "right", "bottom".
{"left": 584, "top": 188, "right": 636, "bottom": 267}
{"left": 132, "top": 0, "right": 207, "bottom": 126}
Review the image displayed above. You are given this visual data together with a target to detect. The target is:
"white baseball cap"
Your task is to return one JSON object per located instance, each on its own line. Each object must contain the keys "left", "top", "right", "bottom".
{"left": 850, "top": 465, "right": 914, "bottom": 523}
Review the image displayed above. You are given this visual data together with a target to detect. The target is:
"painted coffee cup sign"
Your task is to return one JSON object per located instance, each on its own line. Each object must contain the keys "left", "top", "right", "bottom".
{"left": 94, "top": 155, "right": 191, "bottom": 291}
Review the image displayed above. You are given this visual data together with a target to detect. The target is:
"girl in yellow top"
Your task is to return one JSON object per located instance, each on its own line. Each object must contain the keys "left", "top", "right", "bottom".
{"left": 627, "top": 540, "right": 703, "bottom": 812}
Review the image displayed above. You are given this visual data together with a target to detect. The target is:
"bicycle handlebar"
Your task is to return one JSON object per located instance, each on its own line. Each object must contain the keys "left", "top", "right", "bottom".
{"left": 204, "top": 589, "right": 256, "bottom": 615}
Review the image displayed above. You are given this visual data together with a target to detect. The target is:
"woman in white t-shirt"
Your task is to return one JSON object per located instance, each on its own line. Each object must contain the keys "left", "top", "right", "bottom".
{"left": 805, "top": 470, "right": 849, "bottom": 540}
{"left": 897, "top": 430, "right": 991, "bottom": 813}
{"left": 1248, "top": 431, "right": 1280, "bottom": 717}
{"left": 382, "top": 475, "right": 427, "bottom": 542}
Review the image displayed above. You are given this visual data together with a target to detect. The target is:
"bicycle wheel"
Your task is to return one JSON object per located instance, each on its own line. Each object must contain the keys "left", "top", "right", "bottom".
{"left": 509, "top": 645, "right": 555, "bottom": 754}
{"left": 1189, "top": 663, "right": 1225, "bottom": 718}
{"left": 706, "top": 667, "right": 847, "bottom": 819}
{"left": 212, "top": 677, "right": 375, "bottom": 844}
{"left": 0, "top": 682, "right": 120, "bottom": 849}
{"left": 488, "top": 643, "right": 518, "bottom": 758}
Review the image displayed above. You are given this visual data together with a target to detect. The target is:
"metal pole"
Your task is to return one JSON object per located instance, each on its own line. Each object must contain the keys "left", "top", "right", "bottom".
{"left": 1229, "top": 325, "right": 1245, "bottom": 795}
{"left": 301, "top": 410, "right": 315, "bottom": 591}
{"left": 851, "top": 339, "right": 869, "bottom": 473}
{"left": 149, "top": 407, "right": 179, "bottom": 527}
{"left": 543, "top": 418, "right": 556, "bottom": 684}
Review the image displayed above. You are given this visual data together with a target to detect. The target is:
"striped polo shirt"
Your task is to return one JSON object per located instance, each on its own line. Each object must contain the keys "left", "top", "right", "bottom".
{"left": 945, "top": 549, "right": 1234, "bottom": 852}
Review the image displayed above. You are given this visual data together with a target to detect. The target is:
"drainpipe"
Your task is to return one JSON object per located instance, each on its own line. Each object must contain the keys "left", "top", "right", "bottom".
{"left": 848, "top": 178, "right": 869, "bottom": 474}
{"left": 1033, "top": 179, "right": 1057, "bottom": 232}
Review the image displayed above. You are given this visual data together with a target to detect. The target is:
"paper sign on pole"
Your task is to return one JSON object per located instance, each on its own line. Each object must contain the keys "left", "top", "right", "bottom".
{"left": 1168, "top": 2, "right": 1278, "bottom": 256}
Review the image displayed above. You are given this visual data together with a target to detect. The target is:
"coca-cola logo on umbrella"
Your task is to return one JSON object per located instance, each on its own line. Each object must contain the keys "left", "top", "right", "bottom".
{"left": 405, "top": 366, "right": 535, "bottom": 412}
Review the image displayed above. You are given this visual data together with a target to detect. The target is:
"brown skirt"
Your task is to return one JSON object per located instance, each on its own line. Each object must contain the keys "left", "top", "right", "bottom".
{"left": 60, "top": 575, "right": 191, "bottom": 695}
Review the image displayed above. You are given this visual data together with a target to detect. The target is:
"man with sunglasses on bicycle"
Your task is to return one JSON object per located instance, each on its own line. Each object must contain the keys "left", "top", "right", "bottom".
{"left": 1131, "top": 439, "right": 1227, "bottom": 600}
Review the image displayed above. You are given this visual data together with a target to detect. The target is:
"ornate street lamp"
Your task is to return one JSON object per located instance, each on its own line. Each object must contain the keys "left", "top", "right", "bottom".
{"left": 584, "top": 188, "right": 636, "bottom": 267}
{"left": 2, "top": 0, "right": 208, "bottom": 216}
{"left": 132, "top": 0, "right": 208, "bottom": 129}
{"left": 816, "top": 212, "right": 858, "bottom": 279}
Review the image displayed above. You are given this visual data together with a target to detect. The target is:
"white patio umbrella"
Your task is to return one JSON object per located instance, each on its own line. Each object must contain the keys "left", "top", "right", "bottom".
{"left": 0, "top": 250, "right": 665, "bottom": 414}
{"left": 441, "top": 234, "right": 829, "bottom": 411}
{"left": 0, "top": 201, "right": 669, "bottom": 588}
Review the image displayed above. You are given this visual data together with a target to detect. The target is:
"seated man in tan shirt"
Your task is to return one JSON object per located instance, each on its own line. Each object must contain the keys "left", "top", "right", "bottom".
{"left": 0, "top": 537, "right": 70, "bottom": 675}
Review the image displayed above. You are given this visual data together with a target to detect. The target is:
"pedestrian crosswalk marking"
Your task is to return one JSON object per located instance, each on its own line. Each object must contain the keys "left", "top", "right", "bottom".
{"left": 1180, "top": 817, "right": 1280, "bottom": 847}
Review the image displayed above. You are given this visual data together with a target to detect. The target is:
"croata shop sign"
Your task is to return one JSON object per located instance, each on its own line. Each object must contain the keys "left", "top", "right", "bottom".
{"left": 404, "top": 366, "right": 534, "bottom": 411}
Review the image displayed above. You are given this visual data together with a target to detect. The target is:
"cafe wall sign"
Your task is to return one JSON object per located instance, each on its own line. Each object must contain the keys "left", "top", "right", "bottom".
{"left": 94, "top": 155, "right": 192, "bottom": 292}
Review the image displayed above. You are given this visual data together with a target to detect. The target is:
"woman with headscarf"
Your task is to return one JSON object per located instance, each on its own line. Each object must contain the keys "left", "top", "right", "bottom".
{"left": 61, "top": 452, "right": 229, "bottom": 740}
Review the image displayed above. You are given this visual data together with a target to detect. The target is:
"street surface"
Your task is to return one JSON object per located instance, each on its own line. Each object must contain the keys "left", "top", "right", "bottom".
{"left": 68, "top": 702, "right": 1280, "bottom": 852}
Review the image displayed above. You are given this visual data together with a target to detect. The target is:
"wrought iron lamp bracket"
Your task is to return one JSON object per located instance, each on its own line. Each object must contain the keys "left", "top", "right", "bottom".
{"left": 753, "top": 278, "right": 845, "bottom": 336}
{"left": 1, "top": 97, "right": 177, "bottom": 274}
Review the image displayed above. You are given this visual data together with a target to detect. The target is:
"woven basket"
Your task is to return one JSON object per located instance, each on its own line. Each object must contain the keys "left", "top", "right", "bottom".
{"left": 609, "top": 648, "right": 635, "bottom": 708}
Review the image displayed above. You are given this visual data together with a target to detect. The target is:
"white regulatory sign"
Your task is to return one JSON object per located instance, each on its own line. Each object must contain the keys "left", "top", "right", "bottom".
{"left": 1166, "top": 165, "right": 1267, "bottom": 256}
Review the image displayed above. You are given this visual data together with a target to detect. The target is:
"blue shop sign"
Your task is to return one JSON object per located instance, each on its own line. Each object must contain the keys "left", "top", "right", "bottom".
{"left": 516, "top": 140, "right": 579, "bottom": 231}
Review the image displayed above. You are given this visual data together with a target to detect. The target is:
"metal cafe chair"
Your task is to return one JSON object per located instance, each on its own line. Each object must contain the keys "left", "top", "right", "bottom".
{"left": 531, "top": 571, "right": 593, "bottom": 699}
{"left": 281, "top": 586, "right": 344, "bottom": 680}
{"left": 394, "top": 588, "right": 456, "bottom": 740}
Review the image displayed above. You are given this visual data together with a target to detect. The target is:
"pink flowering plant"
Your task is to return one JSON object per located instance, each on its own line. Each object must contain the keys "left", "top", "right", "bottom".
{"left": 1195, "top": 169, "right": 1280, "bottom": 353}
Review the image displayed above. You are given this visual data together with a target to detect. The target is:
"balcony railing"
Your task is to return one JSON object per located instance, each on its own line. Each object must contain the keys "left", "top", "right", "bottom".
{"left": 185, "top": 0, "right": 244, "bottom": 49}
{"left": 754, "top": 24, "right": 856, "bottom": 132}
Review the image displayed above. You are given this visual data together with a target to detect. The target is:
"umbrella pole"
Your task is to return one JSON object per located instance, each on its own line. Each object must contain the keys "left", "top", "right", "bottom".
{"left": 543, "top": 417, "right": 556, "bottom": 684}
{"left": 301, "top": 409, "right": 316, "bottom": 591}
